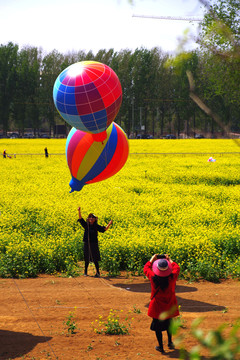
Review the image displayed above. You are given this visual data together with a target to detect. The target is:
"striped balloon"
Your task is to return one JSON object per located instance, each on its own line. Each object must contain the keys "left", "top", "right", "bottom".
{"left": 53, "top": 61, "right": 122, "bottom": 141}
{"left": 66, "top": 122, "right": 129, "bottom": 192}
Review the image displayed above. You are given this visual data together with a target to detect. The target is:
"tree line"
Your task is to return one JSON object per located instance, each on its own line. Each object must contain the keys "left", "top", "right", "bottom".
{"left": 0, "top": 0, "right": 239, "bottom": 138}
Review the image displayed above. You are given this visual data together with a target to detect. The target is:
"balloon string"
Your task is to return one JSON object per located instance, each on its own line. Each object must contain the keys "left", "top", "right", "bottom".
{"left": 72, "top": 277, "right": 105, "bottom": 308}
{"left": 12, "top": 278, "right": 58, "bottom": 360}
{"left": 87, "top": 221, "right": 93, "bottom": 264}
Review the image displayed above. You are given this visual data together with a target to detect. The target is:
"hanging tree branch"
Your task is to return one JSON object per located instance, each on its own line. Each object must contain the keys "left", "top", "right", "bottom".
{"left": 187, "top": 70, "right": 240, "bottom": 147}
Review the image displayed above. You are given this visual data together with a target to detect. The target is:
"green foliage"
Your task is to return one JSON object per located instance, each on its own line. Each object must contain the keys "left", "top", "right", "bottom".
{"left": 0, "top": 42, "right": 19, "bottom": 133}
{"left": 172, "top": 318, "right": 240, "bottom": 360}
{"left": 133, "top": 305, "right": 141, "bottom": 314}
{"left": 92, "top": 309, "right": 132, "bottom": 335}
{"left": 197, "top": 0, "right": 240, "bottom": 111}
{"left": 63, "top": 308, "right": 78, "bottom": 335}
{"left": 200, "top": 0, "right": 240, "bottom": 51}
{"left": 189, "top": 318, "right": 240, "bottom": 360}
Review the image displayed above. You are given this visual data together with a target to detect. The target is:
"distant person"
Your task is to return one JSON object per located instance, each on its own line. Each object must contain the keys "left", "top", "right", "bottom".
{"left": 44, "top": 147, "right": 48, "bottom": 158}
{"left": 3, "top": 150, "right": 11, "bottom": 159}
{"left": 143, "top": 254, "right": 180, "bottom": 354}
{"left": 77, "top": 207, "right": 112, "bottom": 277}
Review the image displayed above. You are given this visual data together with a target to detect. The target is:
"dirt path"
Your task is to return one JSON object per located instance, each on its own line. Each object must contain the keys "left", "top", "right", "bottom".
{"left": 0, "top": 269, "right": 239, "bottom": 360}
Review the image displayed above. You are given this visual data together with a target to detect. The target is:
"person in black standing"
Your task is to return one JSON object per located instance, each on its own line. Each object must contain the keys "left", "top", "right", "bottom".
{"left": 44, "top": 147, "right": 48, "bottom": 158}
{"left": 77, "top": 207, "right": 112, "bottom": 277}
{"left": 3, "top": 149, "right": 7, "bottom": 158}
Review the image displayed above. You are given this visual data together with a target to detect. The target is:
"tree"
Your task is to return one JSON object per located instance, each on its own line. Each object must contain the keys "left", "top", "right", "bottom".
{"left": 12, "top": 46, "right": 41, "bottom": 135}
{"left": 166, "top": 51, "right": 200, "bottom": 137}
{"left": 192, "top": 0, "right": 240, "bottom": 135}
{"left": 199, "top": 0, "right": 240, "bottom": 53}
{"left": 40, "top": 50, "right": 67, "bottom": 135}
{"left": 94, "top": 48, "right": 115, "bottom": 66}
{"left": 112, "top": 49, "right": 135, "bottom": 135}
{"left": 0, "top": 42, "right": 18, "bottom": 135}
{"left": 129, "top": 47, "right": 161, "bottom": 136}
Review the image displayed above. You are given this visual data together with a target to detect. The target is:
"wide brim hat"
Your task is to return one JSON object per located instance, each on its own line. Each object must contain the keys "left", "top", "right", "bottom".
{"left": 152, "top": 259, "right": 172, "bottom": 277}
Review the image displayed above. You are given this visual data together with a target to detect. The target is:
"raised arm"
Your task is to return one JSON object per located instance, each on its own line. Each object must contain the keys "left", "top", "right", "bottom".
{"left": 143, "top": 254, "right": 158, "bottom": 279}
{"left": 78, "top": 207, "right": 82, "bottom": 220}
{"left": 105, "top": 219, "right": 113, "bottom": 231}
{"left": 165, "top": 254, "right": 180, "bottom": 278}
{"left": 165, "top": 254, "right": 173, "bottom": 263}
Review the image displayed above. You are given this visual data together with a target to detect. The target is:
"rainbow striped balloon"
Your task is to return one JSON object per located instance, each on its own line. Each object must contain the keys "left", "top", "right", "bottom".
{"left": 66, "top": 122, "right": 129, "bottom": 192}
{"left": 53, "top": 61, "right": 122, "bottom": 140}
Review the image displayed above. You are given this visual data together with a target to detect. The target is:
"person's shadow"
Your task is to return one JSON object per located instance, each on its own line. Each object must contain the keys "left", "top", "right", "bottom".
{"left": 167, "top": 348, "right": 209, "bottom": 359}
{"left": 0, "top": 330, "right": 52, "bottom": 360}
{"left": 112, "top": 281, "right": 226, "bottom": 312}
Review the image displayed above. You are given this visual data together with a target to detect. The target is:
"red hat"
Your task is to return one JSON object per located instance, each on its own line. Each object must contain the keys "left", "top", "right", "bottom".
{"left": 152, "top": 259, "right": 172, "bottom": 277}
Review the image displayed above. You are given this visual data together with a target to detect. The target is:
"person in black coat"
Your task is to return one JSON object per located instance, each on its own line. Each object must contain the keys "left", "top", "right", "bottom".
{"left": 44, "top": 147, "right": 49, "bottom": 158}
{"left": 77, "top": 207, "right": 112, "bottom": 277}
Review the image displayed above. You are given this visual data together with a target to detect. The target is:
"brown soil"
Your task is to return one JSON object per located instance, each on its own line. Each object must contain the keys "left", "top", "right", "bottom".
{"left": 0, "top": 265, "right": 239, "bottom": 360}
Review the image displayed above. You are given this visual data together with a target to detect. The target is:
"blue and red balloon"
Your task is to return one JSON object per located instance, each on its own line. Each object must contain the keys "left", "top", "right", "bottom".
{"left": 53, "top": 61, "right": 122, "bottom": 141}
{"left": 66, "top": 123, "right": 129, "bottom": 192}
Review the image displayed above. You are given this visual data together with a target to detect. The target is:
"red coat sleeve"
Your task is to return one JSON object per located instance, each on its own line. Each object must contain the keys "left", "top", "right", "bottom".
{"left": 143, "top": 261, "right": 154, "bottom": 280}
{"left": 171, "top": 262, "right": 180, "bottom": 279}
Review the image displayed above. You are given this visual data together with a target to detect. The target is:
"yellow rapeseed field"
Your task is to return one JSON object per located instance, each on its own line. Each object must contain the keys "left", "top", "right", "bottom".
{"left": 0, "top": 138, "right": 240, "bottom": 281}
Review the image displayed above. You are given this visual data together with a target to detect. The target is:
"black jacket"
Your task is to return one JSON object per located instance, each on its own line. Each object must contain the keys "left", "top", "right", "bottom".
{"left": 78, "top": 218, "right": 106, "bottom": 243}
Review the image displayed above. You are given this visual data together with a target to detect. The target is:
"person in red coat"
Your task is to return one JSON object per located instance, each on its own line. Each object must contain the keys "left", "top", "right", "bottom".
{"left": 143, "top": 254, "right": 180, "bottom": 354}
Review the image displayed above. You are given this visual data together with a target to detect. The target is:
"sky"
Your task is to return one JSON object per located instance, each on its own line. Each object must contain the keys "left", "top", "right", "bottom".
{"left": 0, "top": 0, "right": 206, "bottom": 55}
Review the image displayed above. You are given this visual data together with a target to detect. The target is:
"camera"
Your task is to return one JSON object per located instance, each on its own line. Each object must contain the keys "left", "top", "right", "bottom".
{"left": 157, "top": 254, "right": 166, "bottom": 259}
